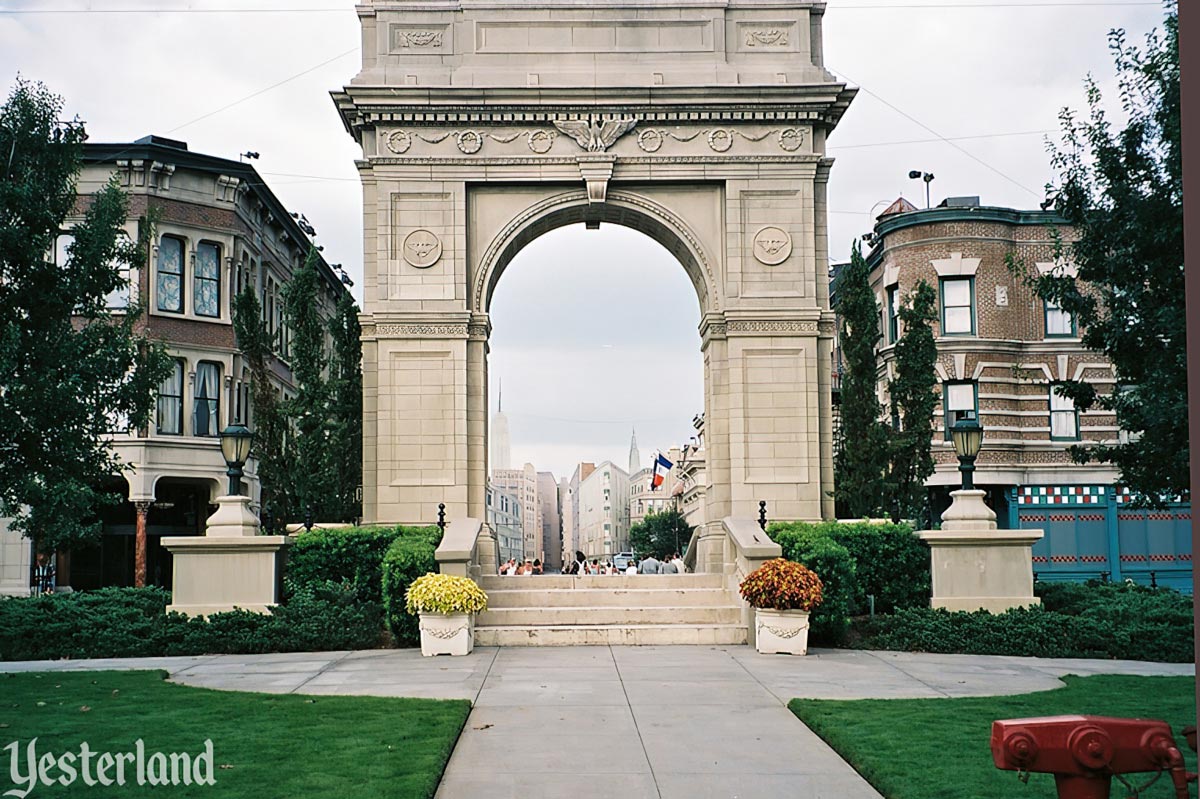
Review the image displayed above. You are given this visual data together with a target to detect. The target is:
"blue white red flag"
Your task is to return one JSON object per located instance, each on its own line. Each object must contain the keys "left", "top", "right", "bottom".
{"left": 650, "top": 453, "right": 673, "bottom": 491}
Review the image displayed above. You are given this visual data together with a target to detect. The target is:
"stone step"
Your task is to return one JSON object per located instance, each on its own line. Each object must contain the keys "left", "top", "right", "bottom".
{"left": 476, "top": 605, "right": 743, "bottom": 627}
{"left": 483, "top": 587, "right": 734, "bottom": 609}
{"left": 477, "top": 573, "right": 725, "bottom": 590}
{"left": 474, "top": 623, "right": 749, "bottom": 647}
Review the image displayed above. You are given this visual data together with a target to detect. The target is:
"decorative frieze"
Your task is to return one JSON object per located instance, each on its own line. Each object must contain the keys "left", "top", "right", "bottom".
{"left": 745, "top": 29, "right": 789, "bottom": 47}
{"left": 727, "top": 320, "right": 819, "bottom": 334}
{"left": 369, "top": 323, "right": 470, "bottom": 338}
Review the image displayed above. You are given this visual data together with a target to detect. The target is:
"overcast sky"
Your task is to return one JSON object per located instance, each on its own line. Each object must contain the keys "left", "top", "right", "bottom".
{"left": 0, "top": 0, "right": 1168, "bottom": 480}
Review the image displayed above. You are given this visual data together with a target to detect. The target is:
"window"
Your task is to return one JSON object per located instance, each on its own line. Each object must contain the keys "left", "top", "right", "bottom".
{"left": 157, "top": 360, "right": 184, "bottom": 435}
{"left": 940, "top": 277, "right": 975, "bottom": 335}
{"left": 886, "top": 284, "right": 900, "bottom": 343}
{"left": 195, "top": 242, "right": 221, "bottom": 317}
{"left": 193, "top": 362, "right": 221, "bottom": 437}
{"left": 1044, "top": 298, "right": 1076, "bottom": 338}
{"left": 52, "top": 233, "right": 74, "bottom": 267}
{"left": 943, "top": 381, "right": 978, "bottom": 440}
{"left": 1050, "top": 384, "right": 1078, "bottom": 440}
{"left": 157, "top": 237, "right": 184, "bottom": 313}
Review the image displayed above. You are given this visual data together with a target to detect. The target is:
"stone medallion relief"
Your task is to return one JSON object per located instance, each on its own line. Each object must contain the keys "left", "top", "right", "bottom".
{"left": 752, "top": 226, "right": 792, "bottom": 265}
{"left": 402, "top": 229, "right": 443, "bottom": 268}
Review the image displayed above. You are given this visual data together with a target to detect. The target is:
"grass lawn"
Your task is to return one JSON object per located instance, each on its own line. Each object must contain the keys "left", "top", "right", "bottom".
{"left": 0, "top": 670, "right": 470, "bottom": 799}
{"left": 790, "top": 675, "right": 1196, "bottom": 799}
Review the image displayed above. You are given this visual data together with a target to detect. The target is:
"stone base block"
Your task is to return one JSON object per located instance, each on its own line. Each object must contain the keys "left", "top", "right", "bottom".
{"left": 918, "top": 524, "right": 1044, "bottom": 615}
{"left": 162, "top": 536, "right": 291, "bottom": 617}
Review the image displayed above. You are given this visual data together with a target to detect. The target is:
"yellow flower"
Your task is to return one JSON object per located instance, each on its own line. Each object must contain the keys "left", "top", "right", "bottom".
{"left": 405, "top": 573, "right": 489, "bottom": 615}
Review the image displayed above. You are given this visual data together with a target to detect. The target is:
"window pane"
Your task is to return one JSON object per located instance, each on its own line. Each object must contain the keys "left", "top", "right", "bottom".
{"left": 157, "top": 238, "right": 183, "bottom": 312}
{"left": 1052, "top": 411, "right": 1077, "bottom": 438}
{"left": 947, "top": 383, "right": 975, "bottom": 411}
{"left": 1046, "top": 304, "right": 1073, "bottom": 336}
{"left": 195, "top": 243, "right": 220, "bottom": 317}
{"left": 942, "top": 279, "right": 971, "bottom": 307}
{"left": 194, "top": 362, "right": 220, "bottom": 437}
{"left": 55, "top": 234, "right": 74, "bottom": 267}
{"left": 157, "top": 361, "right": 183, "bottom": 434}
{"left": 1050, "top": 388, "right": 1074, "bottom": 412}
{"left": 944, "top": 306, "right": 972, "bottom": 333}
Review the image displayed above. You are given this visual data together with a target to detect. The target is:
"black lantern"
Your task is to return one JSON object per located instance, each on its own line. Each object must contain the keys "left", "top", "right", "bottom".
{"left": 950, "top": 415, "right": 984, "bottom": 491}
{"left": 219, "top": 424, "right": 254, "bottom": 496}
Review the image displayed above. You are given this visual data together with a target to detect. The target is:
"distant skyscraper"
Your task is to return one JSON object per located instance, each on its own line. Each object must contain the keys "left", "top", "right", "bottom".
{"left": 490, "top": 380, "right": 511, "bottom": 472}
{"left": 628, "top": 428, "right": 641, "bottom": 475}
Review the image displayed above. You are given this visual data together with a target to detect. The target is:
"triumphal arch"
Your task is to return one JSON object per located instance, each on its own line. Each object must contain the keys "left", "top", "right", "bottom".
{"left": 334, "top": 0, "right": 854, "bottom": 561}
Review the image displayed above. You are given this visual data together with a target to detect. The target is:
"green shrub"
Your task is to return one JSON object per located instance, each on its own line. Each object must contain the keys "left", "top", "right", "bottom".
{"left": 769, "top": 527, "right": 855, "bottom": 644}
{"left": 855, "top": 582, "right": 1194, "bottom": 663}
{"left": 381, "top": 532, "right": 442, "bottom": 646}
{"left": 769, "top": 520, "right": 930, "bottom": 615}
{"left": 0, "top": 584, "right": 384, "bottom": 662}
{"left": 287, "top": 524, "right": 440, "bottom": 603}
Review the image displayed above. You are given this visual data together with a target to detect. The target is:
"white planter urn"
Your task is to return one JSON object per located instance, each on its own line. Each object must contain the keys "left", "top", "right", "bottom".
{"left": 754, "top": 608, "right": 811, "bottom": 655}
{"left": 418, "top": 612, "right": 474, "bottom": 657}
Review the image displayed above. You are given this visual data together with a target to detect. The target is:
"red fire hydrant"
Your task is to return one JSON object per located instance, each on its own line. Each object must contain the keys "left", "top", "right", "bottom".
{"left": 991, "top": 715, "right": 1195, "bottom": 799}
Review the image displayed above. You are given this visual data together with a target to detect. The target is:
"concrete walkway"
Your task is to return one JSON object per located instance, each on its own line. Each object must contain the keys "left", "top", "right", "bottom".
{"left": 2, "top": 648, "right": 1189, "bottom": 799}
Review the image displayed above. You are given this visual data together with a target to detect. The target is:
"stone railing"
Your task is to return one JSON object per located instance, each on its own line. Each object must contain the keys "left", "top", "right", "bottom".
{"left": 683, "top": 516, "right": 781, "bottom": 645}
{"left": 434, "top": 518, "right": 498, "bottom": 580}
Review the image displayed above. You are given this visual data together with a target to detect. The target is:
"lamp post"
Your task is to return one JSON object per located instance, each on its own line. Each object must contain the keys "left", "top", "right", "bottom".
{"left": 950, "top": 415, "right": 984, "bottom": 491}
{"left": 219, "top": 423, "right": 254, "bottom": 496}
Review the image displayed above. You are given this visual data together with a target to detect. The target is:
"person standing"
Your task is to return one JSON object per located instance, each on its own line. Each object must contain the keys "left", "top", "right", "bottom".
{"left": 661, "top": 556, "right": 678, "bottom": 575}
{"left": 670, "top": 553, "right": 687, "bottom": 574}
{"left": 638, "top": 554, "right": 661, "bottom": 574}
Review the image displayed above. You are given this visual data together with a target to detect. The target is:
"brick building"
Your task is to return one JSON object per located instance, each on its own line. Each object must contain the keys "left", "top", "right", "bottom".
{"left": 841, "top": 196, "right": 1190, "bottom": 590}
{"left": 0, "top": 135, "right": 352, "bottom": 595}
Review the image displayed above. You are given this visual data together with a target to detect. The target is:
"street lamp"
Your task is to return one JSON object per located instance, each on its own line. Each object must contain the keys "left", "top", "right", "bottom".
{"left": 950, "top": 415, "right": 984, "bottom": 491}
{"left": 908, "top": 170, "right": 935, "bottom": 209}
{"left": 219, "top": 424, "right": 254, "bottom": 496}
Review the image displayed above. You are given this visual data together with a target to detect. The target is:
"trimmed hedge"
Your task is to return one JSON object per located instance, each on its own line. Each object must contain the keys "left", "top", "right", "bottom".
{"left": 381, "top": 532, "right": 442, "bottom": 646}
{"left": 0, "top": 584, "right": 382, "bottom": 662}
{"left": 769, "top": 520, "right": 930, "bottom": 616}
{"left": 287, "top": 524, "right": 441, "bottom": 604}
{"left": 853, "top": 582, "right": 1194, "bottom": 663}
{"left": 768, "top": 527, "right": 856, "bottom": 644}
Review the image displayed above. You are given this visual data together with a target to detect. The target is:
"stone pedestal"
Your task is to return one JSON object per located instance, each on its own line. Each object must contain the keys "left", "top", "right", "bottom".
{"left": 162, "top": 495, "right": 290, "bottom": 616}
{"left": 917, "top": 490, "right": 1043, "bottom": 614}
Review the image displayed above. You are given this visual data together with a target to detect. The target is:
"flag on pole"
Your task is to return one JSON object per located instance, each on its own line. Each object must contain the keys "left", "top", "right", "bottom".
{"left": 650, "top": 452, "right": 673, "bottom": 491}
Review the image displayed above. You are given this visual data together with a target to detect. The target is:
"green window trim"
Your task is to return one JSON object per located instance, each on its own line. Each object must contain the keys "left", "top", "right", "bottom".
{"left": 1043, "top": 298, "right": 1078, "bottom": 338}
{"left": 938, "top": 277, "right": 976, "bottom": 336}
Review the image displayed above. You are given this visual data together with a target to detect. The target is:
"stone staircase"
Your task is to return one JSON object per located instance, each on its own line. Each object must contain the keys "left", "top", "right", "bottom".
{"left": 474, "top": 573, "right": 748, "bottom": 646}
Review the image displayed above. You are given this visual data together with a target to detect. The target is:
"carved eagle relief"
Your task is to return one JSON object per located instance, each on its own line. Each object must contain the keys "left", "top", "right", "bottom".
{"left": 553, "top": 117, "right": 638, "bottom": 152}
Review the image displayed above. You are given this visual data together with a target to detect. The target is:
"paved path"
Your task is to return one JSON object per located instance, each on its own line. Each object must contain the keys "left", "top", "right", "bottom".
{"left": 2, "top": 648, "right": 1189, "bottom": 799}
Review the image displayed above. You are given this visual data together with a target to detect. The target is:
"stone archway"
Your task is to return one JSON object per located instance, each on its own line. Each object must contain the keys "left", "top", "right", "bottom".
{"left": 334, "top": 0, "right": 855, "bottom": 546}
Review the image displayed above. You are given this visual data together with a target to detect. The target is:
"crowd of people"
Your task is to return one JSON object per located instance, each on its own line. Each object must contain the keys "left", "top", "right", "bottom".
{"left": 496, "top": 552, "right": 689, "bottom": 575}
{"left": 563, "top": 551, "right": 687, "bottom": 575}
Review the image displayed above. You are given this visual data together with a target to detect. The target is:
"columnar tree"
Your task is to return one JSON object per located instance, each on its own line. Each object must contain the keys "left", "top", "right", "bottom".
{"left": 326, "top": 293, "right": 363, "bottom": 522}
{"left": 884, "top": 280, "right": 939, "bottom": 524}
{"left": 832, "top": 242, "right": 888, "bottom": 517}
{"left": 1013, "top": 6, "right": 1184, "bottom": 504}
{"left": 281, "top": 249, "right": 330, "bottom": 518}
{"left": 232, "top": 285, "right": 293, "bottom": 523}
{"left": 0, "top": 78, "right": 171, "bottom": 552}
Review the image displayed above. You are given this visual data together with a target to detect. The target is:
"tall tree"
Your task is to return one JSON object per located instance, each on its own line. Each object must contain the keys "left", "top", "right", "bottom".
{"left": 232, "top": 284, "right": 293, "bottom": 524}
{"left": 628, "top": 509, "right": 693, "bottom": 560}
{"left": 281, "top": 248, "right": 330, "bottom": 518}
{"left": 0, "top": 78, "right": 171, "bottom": 552}
{"left": 884, "top": 280, "right": 939, "bottom": 524}
{"left": 1014, "top": 5, "right": 1184, "bottom": 505}
{"left": 833, "top": 242, "right": 888, "bottom": 517}
{"left": 326, "top": 293, "right": 363, "bottom": 522}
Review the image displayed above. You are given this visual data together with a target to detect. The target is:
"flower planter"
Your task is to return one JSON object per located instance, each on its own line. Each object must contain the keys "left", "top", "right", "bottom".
{"left": 754, "top": 608, "right": 810, "bottom": 655}
{"left": 418, "top": 612, "right": 474, "bottom": 657}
